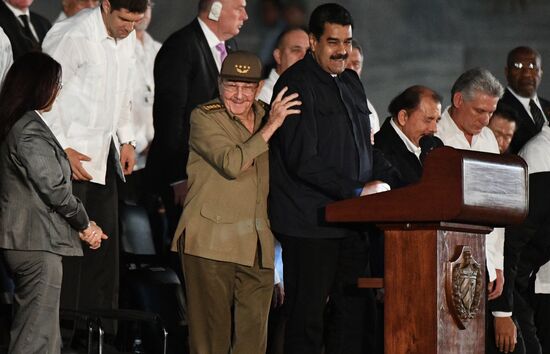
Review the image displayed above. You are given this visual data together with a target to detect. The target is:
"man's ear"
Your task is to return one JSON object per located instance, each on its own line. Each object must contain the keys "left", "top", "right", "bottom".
{"left": 102, "top": 0, "right": 111, "bottom": 13}
{"left": 273, "top": 48, "right": 282, "bottom": 66}
{"left": 396, "top": 110, "right": 408, "bottom": 127}
{"left": 255, "top": 80, "right": 265, "bottom": 97}
{"left": 452, "top": 92, "right": 463, "bottom": 108}
{"left": 309, "top": 33, "right": 317, "bottom": 53}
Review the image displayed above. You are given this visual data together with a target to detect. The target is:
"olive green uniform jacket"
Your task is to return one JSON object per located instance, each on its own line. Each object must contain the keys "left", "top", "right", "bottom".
{"left": 172, "top": 98, "right": 274, "bottom": 269}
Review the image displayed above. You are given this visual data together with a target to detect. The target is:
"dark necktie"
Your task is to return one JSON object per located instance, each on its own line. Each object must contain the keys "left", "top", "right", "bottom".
{"left": 18, "top": 14, "right": 38, "bottom": 45}
{"left": 529, "top": 99, "right": 547, "bottom": 131}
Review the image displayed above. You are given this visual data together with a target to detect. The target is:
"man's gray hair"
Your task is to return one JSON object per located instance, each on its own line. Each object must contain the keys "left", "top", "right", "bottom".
{"left": 451, "top": 68, "right": 504, "bottom": 102}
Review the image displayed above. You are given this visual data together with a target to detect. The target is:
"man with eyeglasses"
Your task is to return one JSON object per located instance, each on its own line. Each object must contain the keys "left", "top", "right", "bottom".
{"left": 171, "top": 51, "right": 300, "bottom": 353}
{"left": 501, "top": 46, "right": 550, "bottom": 154}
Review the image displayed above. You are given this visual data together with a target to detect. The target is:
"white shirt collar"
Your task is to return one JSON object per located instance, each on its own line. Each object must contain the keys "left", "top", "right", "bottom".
{"left": 197, "top": 17, "right": 223, "bottom": 49}
{"left": 437, "top": 106, "right": 499, "bottom": 153}
{"left": 3, "top": 1, "right": 29, "bottom": 17}
{"left": 55, "top": 11, "right": 67, "bottom": 23}
{"left": 389, "top": 118, "right": 421, "bottom": 159}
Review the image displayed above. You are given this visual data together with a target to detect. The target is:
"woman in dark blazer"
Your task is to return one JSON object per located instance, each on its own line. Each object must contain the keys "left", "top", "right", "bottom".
{"left": 0, "top": 52, "right": 107, "bottom": 354}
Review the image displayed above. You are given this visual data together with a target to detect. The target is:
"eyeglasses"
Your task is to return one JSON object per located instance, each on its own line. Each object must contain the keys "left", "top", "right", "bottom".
{"left": 511, "top": 62, "right": 539, "bottom": 71}
{"left": 222, "top": 81, "right": 258, "bottom": 96}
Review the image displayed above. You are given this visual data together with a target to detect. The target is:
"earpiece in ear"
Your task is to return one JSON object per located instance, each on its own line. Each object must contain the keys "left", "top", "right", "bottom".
{"left": 208, "top": 1, "right": 223, "bottom": 21}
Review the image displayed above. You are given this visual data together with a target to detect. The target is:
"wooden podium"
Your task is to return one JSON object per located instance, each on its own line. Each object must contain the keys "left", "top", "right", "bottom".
{"left": 325, "top": 147, "right": 528, "bottom": 354}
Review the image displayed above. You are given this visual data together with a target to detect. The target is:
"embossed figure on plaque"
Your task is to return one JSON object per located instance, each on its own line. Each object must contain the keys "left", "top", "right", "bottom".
{"left": 446, "top": 246, "right": 483, "bottom": 329}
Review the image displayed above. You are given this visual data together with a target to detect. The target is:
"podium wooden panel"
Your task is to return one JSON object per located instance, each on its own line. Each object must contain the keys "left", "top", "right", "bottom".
{"left": 325, "top": 147, "right": 528, "bottom": 354}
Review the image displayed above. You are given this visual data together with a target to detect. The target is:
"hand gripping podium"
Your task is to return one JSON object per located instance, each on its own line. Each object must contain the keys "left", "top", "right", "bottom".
{"left": 325, "top": 147, "right": 528, "bottom": 354}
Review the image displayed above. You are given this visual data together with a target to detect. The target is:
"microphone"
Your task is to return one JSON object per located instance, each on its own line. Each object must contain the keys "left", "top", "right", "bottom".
{"left": 419, "top": 135, "right": 444, "bottom": 163}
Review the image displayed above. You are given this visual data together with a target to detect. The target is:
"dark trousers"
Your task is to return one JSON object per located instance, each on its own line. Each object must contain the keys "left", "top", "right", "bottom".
{"left": 60, "top": 145, "right": 119, "bottom": 333}
{"left": 3, "top": 250, "right": 63, "bottom": 354}
{"left": 277, "top": 233, "right": 376, "bottom": 354}
{"left": 533, "top": 293, "right": 550, "bottom": 354}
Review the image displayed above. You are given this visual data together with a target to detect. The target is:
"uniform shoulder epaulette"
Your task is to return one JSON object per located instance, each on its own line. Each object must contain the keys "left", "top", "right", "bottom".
{"left": 199, "top": 102, "right": 225, "bottom": 113}
{"left": 257, "top": 100, "right": 270, "bottom": 111}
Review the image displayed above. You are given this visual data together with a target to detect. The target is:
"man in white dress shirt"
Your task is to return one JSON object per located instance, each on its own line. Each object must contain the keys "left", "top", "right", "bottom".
{"left": 435, "top": 68, "right": 520, "bottom": 353}
{"left": 118, "top": 2, "right": 160, "bottom": 204}
{"left": 55, "top": 0, "right": 99, "bottom": 23}
{"left": 42, "top": 0, "right": 147, "bottom": 334}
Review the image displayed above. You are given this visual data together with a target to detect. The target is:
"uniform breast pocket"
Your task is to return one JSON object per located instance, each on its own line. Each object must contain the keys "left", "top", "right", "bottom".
{"left": 200, "top": 203, "right": 238, "bottom": 224}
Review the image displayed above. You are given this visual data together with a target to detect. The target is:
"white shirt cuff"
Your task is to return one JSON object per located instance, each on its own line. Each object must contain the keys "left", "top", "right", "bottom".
{"left": 492, "top": 311, "right": 513, "bottom": 317}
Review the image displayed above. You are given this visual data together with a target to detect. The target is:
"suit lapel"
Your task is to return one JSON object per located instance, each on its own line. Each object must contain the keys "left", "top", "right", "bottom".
{"left": 30, "top": 111, "right": 66, "bottom": 153}
{"left": 504, "top": 89, "right": 537, "bottom": 131}
{"left": 30, "top": 12, "right": 48, "bottom": 42}
{"left": 192, "top": 19, "right": 219, "bottom": 85}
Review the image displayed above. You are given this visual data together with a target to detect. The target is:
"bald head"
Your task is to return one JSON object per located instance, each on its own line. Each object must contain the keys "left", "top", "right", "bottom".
{"left": 273, "top": 27, "right": 309, "bottom": 74}
{"left": 62, "top": 0, "right": 99, "bottom": 17}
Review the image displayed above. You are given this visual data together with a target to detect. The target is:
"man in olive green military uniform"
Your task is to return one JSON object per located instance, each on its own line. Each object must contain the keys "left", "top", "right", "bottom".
{"left": 171, "top": 51, "right": 301, "bottom": 354}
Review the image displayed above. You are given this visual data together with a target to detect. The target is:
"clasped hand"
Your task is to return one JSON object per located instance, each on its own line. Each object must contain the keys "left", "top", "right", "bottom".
{"left": 79, "top": 221, "right": 108, "bottom": 249}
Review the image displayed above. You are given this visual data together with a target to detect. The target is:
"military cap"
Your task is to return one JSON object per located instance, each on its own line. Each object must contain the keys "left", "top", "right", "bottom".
{"left": 220, "top": 51, "right": 263, "bottom": 83}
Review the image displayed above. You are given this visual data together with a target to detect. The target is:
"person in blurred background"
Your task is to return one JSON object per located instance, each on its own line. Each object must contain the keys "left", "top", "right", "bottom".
{"left": 346, "top": 40, "right": 380, "bottom": 134}
{"left": 0, "top": 0, "right": 51, "bottom": 59}
{"left": 119, "top": 1, "right": 161, "bottom": 204}
{"left": 55, "top": 0, "right": 99, "bottom": 22}
{"left": 0, "top": 51, "right": 106, "bottom": 354}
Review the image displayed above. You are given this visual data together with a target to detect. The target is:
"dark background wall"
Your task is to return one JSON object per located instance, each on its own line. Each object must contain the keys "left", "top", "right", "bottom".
{"left": 31, "top": 0, "right": 550, "bottom": 122}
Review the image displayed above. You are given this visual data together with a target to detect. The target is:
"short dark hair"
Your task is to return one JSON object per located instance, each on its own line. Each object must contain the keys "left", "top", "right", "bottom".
{"left": 105, "top": 0, "right": 148, "bottom": 13}
{"left": 308, "top": 3, "right": 353, "bottom": 40}
{"left": 275, "top": 26, "right": 308, "bottom": 49}
{"left": 351, "top": 39, "right": 363, "bottom": 56}
{"left": 388, "top": 85, "right": 442, "bottom": 119}
{"left": 506, "top": 46, "right": 541, "bottom": 68}
{"left": 0, "top": 52, "right": 62, "bottom": 142}
{"left": 491, "top": 101, "right": 518, "bottom": 124}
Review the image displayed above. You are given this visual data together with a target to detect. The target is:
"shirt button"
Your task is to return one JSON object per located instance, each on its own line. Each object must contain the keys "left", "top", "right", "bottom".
{"left": 216, "top": 216, "right": 221, "bottom": 222}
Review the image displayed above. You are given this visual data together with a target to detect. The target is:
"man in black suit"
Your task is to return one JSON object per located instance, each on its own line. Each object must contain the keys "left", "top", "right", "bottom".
{"left": 0, "top": 0, "right": 50, "bottom": 59}
{"left": 374, "top": 85, "right": 443, "bottom": 187}
{"left": 501, "top": 46, "right": 550, "bottom": 154}
{"left": 146, "top": 0, "right": 247, "bottom": 242}
{"left": 489, "top": 126, "right": 550, "bottom": 354}
{"left": 269, "top": 4, "right": 396, "bottom": 353}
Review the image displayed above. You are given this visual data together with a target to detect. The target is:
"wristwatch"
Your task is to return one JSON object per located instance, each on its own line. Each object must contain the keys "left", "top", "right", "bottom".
{"left": 122, "top": 140, "right": 137, "bottom": 149}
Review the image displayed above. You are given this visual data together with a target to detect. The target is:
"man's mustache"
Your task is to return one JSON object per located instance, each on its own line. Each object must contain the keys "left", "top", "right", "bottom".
{"left": 330, "top": 53, "right": 348, "bottom": 60}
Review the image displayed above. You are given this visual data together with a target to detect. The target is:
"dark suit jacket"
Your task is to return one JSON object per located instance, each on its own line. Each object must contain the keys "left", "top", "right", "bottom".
{"left": 374, "top": 118, "right": 424, "bottom": 188}
{"left": 269, "top": 53, "right": 395, "bottom": 239}
{"left": 0, "top": 111, "right": 88, "bottom": 256}
{"left": 501, "top": 88, "right": 550, "bottom": 154}
{"left": 146, "top": 18, "right": 236, "bottom": 189}
{"left": 491, "top": 172, "right": 550, "bottom": 313}
{"left": 0, "top": 2, "right": 51, "bottom": 59}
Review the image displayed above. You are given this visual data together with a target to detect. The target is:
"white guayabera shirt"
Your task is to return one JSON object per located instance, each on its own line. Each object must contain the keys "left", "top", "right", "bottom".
{"left": 436, "top": 106, "right": 504, "bottom": 284}
{"left": 42, "top": 7, "right": 136, "bottom": 185}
